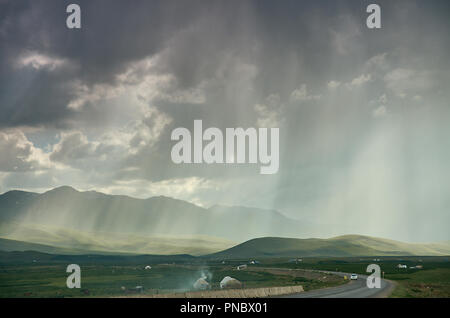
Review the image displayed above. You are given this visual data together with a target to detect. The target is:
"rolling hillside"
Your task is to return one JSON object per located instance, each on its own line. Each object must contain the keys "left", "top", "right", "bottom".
{"left": 0, "top": 238, "right": 90, "bottom": 255}
{"left": 208, "top": 235, "right": 450, "bottom": 259}
{"left": 0, "top": 227, "right": 234, "bottom": 256}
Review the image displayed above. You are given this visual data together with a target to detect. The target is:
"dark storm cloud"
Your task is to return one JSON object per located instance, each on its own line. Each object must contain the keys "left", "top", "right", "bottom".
{"left": 2, "top": 0, "right": 449, "bottom": 129}
{"left": 1, "top": 0, "right": 450, "bottom": 241}
{"left": 0, "top": 0, "right": 212, "bottom": 128}
{"left": 1, "top": 0, "right": 189, "bottom": 80}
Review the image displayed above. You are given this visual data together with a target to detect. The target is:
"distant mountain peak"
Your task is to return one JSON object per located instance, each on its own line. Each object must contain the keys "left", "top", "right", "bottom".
{"left": 1, "top": 189, "right": 32, "bottom": 196}
{"left": 209, "top": 204, "right": 273, "bottom": 212}
{"left": 146, "top": 195, "right": 202, "bottom": 209}
{"left": 45, "top": 185, "right": 79, "bottom": 194}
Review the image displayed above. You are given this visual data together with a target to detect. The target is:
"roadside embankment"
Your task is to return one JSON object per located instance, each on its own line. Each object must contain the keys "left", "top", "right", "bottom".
{"left": 126, "top": 285, "right": 304, "bottom": 298}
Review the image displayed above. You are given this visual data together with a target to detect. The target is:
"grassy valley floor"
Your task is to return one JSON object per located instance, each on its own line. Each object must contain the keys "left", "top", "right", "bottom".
{"left": 389, "top": 268, "right": 450, "bottom": 297}
{"left": 0, "top": 254, "right": 448, "bottom": 297}
{"left": 0, "top": 262, "right": 344, "bottom": 298}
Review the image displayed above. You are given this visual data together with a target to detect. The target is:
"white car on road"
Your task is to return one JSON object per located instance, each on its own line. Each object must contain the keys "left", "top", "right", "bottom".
{"left": 350, "top": 274, "right": 358, "bottom": 280}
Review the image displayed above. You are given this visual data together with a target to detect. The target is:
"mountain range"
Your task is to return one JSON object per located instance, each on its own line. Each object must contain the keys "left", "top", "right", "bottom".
{"left": 0, "top": 186, "right": 449, "bottom": 257}
{"left": 0, "top": 186, "right": 306, "bottom": 254}
{"left": 0, "top": 186, "right": 307, "bottom": 239}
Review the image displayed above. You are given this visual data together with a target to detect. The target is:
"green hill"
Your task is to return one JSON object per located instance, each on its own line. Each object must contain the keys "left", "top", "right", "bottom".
{"left": 0, "top": 238, "right": 89, "bottom": 255}
{"left": 0, "top": 222, "right": 235, "bottom": 256}
{"left": 208, "top": 235, "right": 450, "bottom": 259}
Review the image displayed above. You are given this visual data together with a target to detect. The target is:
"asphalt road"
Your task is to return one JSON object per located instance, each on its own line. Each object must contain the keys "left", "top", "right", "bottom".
{"left": 280, "top": 271, "right": 395, "bottom": 298}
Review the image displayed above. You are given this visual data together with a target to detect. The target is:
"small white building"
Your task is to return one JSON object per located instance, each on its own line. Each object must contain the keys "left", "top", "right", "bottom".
{"left": 397, "top": 264, "right": 407, "bottom": 269}
{"left": 288, "top": 258, "right": 302, "bottom": 263}
{"left": 135, "top": 286, "right": 144, "bottom": 293}
{"left": 237, "top": 264, "right": 247, "bottom": 270}
{"left": 144, "top": 265, "right": 152, "bottom": 270}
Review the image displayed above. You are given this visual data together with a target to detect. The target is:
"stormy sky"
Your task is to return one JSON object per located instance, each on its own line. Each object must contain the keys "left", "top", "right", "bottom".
{"left": 0, "top": 0, "right": 449, "bottom": 242}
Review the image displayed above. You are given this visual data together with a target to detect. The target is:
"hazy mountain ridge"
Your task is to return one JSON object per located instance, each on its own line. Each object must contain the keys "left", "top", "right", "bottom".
{"left": 0, "top": 186, "right": 305, "bottom": 254}
{"left": 1, "top": 187, "right": 449, "bottom": 257}
{"left": 209, "top": 235, "right": 450, "bottom": 259}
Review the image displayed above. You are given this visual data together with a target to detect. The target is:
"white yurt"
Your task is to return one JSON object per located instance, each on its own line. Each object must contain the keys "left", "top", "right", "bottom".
{"left": 193, "top": 277, "right": 210, "bottom": 290}
{"left": 220, "top": 276, "right": 242, "bottom": 289}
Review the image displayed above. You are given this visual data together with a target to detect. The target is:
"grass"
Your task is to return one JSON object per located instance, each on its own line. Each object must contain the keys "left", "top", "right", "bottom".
{"left": 0, "top": 263, "right": 219, "bottom": 297}
{"left": 247, "top": 255, "right": 450, "bottom": 297}
{"left": 0, "top": 262, "right": 344, "bottom": 297}
{"left": 389, "top": 268, "right": 450, "bottom": 297}
{"left": 0, "top": 254, "right": 448, "bottom": 297}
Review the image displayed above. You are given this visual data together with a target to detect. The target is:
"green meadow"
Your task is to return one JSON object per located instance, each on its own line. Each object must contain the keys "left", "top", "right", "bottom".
{"left": 0, "top": 253, "right": 448, "bottom": 297}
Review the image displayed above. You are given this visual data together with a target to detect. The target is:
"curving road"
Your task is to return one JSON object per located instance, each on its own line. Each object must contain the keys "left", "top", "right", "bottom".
{"left": 280, "top": 271, "right": 395, "bottom": 298}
